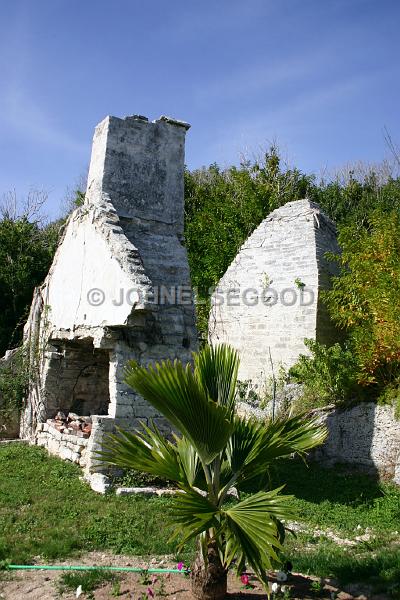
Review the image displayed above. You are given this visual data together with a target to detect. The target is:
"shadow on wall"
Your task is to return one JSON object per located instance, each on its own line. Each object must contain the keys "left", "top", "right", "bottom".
{"left": 307, "top": 402, "right": 400, "bottom": 486}
{"left": 270, "top": 456, "right": 383, "bottom": 506}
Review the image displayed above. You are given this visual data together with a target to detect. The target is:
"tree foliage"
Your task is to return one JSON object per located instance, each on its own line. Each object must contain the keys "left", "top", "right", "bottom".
{"left": 184, "top": 149, "right": 313, "bottom": 339}
{"left": 323, "top": 209, "right": 400, "bottom": 388}
{"left": 311, "top": 171, "right": 400, "bottom": 228}
{"left": 289, "top": 339, "right": 362, "bottom": 410}
{"left": 0, "top": 214, "right": 60, "bottom": 355}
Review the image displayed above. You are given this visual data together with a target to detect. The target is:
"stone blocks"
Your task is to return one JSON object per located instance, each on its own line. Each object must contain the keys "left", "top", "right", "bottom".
{"left": 209, "top": 199, "right": 340, "bottom": 391}
{"left": 21, "top": 114, "right": 198, "bottom": 487}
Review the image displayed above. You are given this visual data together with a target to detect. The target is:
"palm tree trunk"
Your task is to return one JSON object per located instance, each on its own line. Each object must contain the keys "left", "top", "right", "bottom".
{"left": 191, "top": 539, "right": 227, "bottom": 599}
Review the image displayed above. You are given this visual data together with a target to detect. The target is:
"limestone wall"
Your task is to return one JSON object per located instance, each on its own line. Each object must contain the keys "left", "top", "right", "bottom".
{"left": 21, "top": 114, "right": 198, "bottom": 486}
{"left": 36, "top": 422, "right": 88, "bottom": 467}
{"left": 42, "top": 199, "right": 152, "bottom": 330}
{"left": 209, "top": 199, "right": 340, "bottom": 391}
{"left": 311, "top": 403, "right": 400, "bottom": 483}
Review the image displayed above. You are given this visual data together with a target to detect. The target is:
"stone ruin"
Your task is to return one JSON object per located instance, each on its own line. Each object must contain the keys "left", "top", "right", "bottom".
{"left": 209, "top": 199, "right": 340, "bottom": 397}
{"left": 21, "top": 114, "right": 198, "bottom": 490}
{"left": 209, "top": 200, "right": 400, "bottom": 482}
{"left": 18, "top": 116, "right": 400, "bottom": 487}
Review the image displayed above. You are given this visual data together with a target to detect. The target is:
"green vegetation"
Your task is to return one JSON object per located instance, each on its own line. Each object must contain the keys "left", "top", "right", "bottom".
{"left": 291, "top": 208, "right": 400, "bottom": 412}
{"left": 0, "top": 212, "right": 59, "bottom": 356}
{"left": 289, "top": 339, "right": 362, "bottom": 410}
{"left": 1, "top": 444, "right": 399, "bottom": 594}
{"left": 0, "top": 443, "right": 189, "bottom": 565}
{"left": 0, "top": 346, "right": 29, "bottom": 429}
{"left": 270, "top": 459, "right": 400, "bottom": 534}
{"left": 113, "top": 468, "right": 171, "bottom": 489}
{"left": 275, "top": 459, "right": 400, "bottom": 595}
{"left": 184, "top": 150, "right": 313, "bottom": 340}
{"left": 57, "top": 569, "right": 120, "bottom": 595}
{"left": 323, "top": 209, "right": 400, "bottom": 390}
{"left": 100, "top": 344, "right": 326, "bottom": 597}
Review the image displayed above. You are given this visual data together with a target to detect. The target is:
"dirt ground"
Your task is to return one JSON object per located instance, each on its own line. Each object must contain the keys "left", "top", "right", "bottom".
{"left": 0, "top": 552, "right": 387, "bottom": 600}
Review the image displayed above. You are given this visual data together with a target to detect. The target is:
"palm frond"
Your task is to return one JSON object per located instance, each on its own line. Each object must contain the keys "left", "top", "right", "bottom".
{"left": 194, "top": 343, "right": 239, "bottom": 415}
{"left": 225, "top": 414, "right": 327, "bottom": 492}
{"left": 221, "top": 489, "right": 294, "bottom": 582}
{"left": 97, "top": 423, "right": 186, "bottom": 485}
{"left": 174, "top": 434, "right": 200, "bottom": 487}
{"left": 124, "top": 359, "right": 234, "bottom": 465}
{"left": 169, "top": 488, "right": 219, "bottom": 548}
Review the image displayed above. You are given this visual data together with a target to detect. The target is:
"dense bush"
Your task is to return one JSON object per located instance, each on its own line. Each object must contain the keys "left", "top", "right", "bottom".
{"left": 0, "top": 347, "right": 29, "bottom": 437}
{"left": 0, "top": 216, "right": 60, "bottom": 356}
{"left": 289, "top": 339, "right": 362, "bottom": 411}
{"left": 289, "top": 206, "right": 400, "bottom": 411}
{"left": 310, "top": 172, "right": 400, "bottom": 228}
{"left": 184, "top": 149, "right": 313, "bottom": 340}
{"left": 323, "top": 209, "right": 400, "bottom": 389}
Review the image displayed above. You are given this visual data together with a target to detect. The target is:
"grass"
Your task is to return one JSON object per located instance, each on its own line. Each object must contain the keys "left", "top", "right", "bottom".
{"left": 57, "top": 569, "right": 120, "bottom": 595}
{"left": 270, "top": 458, "right": 400, "bottom": 533}
{"left": 270, "top": 459, "right": 400, "bottom": 595}
{"left": 286, "top": 540, "right": 400, "bottom": 593}
{"left": 0, "top": 443, "right": 193, "bottom": 564}
{"left": 1, "top": 443, "right": 400, "bottom": 594}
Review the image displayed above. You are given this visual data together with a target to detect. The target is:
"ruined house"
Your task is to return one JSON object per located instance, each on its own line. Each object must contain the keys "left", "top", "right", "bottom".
{"left": 21, "top": 114, "right": 198, "bottom": 490}
{"left": 209, "top": 199, "right": 340, "bottom": 393}
{"left": 208, "top": 199, "right": 400, "bottom": 483}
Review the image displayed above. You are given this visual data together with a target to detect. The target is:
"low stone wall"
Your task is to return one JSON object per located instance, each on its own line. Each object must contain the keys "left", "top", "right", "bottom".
{"left": 311, "top": 402, "right": 400, "bottom": 484}
{"left": 35, "top": 415, "right": 148, "bottom": 492}
{"left": 36, "top": 422, "right": 88, "bottom": 468}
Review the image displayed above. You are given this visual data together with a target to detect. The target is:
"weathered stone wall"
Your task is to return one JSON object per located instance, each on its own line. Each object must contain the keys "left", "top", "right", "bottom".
{"left": 36, "top": 421, "right": 89, "bottom": 467}
{"left": 21, "top": 114, "right": 198, "bottom": 487}
{"left": 311, "top": 403, "right": 400, "bottom": 483}
{"left": 209, "top": 199, "right": 340, "bottom": 391}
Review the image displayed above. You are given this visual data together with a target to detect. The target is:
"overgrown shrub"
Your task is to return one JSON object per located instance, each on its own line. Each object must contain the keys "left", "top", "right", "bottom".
{"left": 0, "top": 347, "right": 28, "bottom": 437}
{"left": 184, "top": 149, "right": 313, "bottom": 341}
{"left": 289, "top": 339, "right": 362, "bottom": 411}
{"left": 323, "top": 209, "right": 400, "bottom": 389}
{"left": 113, "top": 468, "right": 171, "bottom": 489}
{"left": 0, "top": 216, "right": 59, "bottom": 355}
{"left": 377, "top": 381, "right": 400, "bottom": 420}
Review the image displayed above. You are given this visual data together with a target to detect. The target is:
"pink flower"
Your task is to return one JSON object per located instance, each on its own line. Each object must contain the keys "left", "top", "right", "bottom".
{"left": 241, "top": 574, "right": 250, "bottom": 586}
{"left": 147, "top": 587, "right": 154, "bottom": 598}
{"left": 177, "top": 562, "right": 184, "bottom": 571}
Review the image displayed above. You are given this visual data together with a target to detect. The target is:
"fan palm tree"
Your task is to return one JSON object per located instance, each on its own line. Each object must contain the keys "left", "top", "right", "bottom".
{"left": 98, "top": 344, "right": 327, "bottom": 599}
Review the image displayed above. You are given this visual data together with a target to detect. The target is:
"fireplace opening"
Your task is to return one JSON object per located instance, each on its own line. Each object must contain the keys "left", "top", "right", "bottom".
{"left": 45, "top": 340, "right": 110, "bottom": 421}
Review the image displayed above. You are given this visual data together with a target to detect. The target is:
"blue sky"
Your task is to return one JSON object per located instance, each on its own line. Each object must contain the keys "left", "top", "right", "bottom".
{"left": 0, "top": 0, "right": 399, "bottom": 218}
